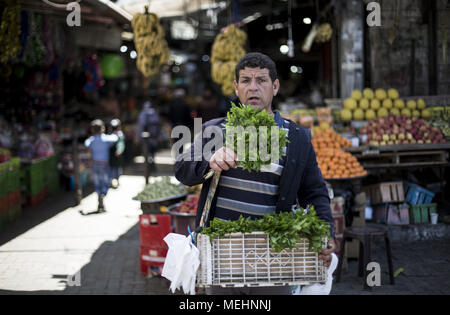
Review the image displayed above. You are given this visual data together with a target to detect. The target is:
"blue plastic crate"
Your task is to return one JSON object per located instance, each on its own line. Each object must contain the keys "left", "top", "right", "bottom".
{"left": 404, "top": 182, "right": 434, "bottom": 205}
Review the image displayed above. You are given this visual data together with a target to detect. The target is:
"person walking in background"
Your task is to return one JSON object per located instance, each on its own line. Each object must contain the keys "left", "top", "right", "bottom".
{"left": 84, "top": 119, "right": 118, "bottom": 212}
{"left": 137, "top": 101, "right": 161, "bottom": 170}
{"left": 109, "top": 118, "right": 125, "bottom": 189}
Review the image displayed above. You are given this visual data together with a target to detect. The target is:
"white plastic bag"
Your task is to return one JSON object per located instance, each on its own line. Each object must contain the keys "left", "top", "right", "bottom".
{"left": 162, "top": 233, "right": 200, "bottom": 295}
{"left": 295, "top": 253, "right": 338, "bottom": 295}
{"left": 291, "top": 253, "right": 339, "bottom": 295}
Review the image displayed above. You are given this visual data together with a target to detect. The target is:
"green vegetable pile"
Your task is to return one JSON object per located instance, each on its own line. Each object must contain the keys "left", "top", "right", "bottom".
{"left": 223, "top": 102, "right": 289, "bottom": 172}
{"left": 201, "top": 207, "right": 330, "bottom": 253}
{"left": 133, "top": 176, "right": 187, "bottom": 201}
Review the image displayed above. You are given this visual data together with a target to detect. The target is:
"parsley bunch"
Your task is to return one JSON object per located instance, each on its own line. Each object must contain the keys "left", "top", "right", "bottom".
{"left": 223, "top": 102, "right": 289, "bottom": 172}
{"left": 201, "top": 207, "right": 330, "bottom": 253}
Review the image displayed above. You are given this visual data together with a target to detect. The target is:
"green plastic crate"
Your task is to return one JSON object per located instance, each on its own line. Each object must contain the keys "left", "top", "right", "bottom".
{"left": 409, "top": 203, "right": 436, "bottom": 224}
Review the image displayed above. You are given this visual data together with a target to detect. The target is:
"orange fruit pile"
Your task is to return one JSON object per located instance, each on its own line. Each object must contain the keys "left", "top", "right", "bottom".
{"left": 316, "top": 148, "right": 367, "bottom": 179}
{"left": 312, "top": 129, "right": 366, "bottom": 179}
{"left": 312, "top": 129, "right": 352, "bottom": 150}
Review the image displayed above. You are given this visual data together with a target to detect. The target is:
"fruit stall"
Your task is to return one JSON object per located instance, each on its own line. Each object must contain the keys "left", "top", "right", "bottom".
{"left": 286, "top": 89, "right": 450, "bottom": 231}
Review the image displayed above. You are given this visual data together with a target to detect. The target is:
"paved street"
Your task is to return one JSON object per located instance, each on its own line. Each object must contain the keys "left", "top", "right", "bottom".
{"left": 0, "top": 153, "right": 449, "bottom": 295}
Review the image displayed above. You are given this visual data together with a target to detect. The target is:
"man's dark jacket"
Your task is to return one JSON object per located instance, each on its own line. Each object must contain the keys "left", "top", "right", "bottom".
{"left": 174, "top": 115, "right": 335, "bottom": 238}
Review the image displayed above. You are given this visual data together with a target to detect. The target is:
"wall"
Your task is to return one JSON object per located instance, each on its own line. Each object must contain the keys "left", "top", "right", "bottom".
{"left": 366, "top": 0, "right": 449, "bottom": 97}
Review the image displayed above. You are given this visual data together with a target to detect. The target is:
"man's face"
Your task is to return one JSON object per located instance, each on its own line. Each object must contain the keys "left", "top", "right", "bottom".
{"left": 234, "top": 67, "right": 280, "bottom": 114}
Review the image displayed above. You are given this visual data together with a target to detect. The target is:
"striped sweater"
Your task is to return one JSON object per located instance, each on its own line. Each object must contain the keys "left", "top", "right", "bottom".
{"left": 214, "top": 112, "right": 289, "bottom": 221}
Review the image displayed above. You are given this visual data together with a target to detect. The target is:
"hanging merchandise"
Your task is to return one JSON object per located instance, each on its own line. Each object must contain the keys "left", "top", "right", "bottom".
{"left": 315, "top": 23, "right": 333, "bottom": 43}
{"left": 0, "top": 0, "right": 22, "bottom": 64}
{"left": 101, "top": 54, "right": 124, "bottom": 79}
{"left": 210, "top": 24, "right": 247, "bottom": 96}
{"left": 131, "top": 7, "right": 170, "bottom": 77}
{"left": 22, "top": 13, "right": 47, "bottom": 66}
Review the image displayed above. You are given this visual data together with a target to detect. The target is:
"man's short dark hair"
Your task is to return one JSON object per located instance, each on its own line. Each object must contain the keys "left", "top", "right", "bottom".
{"left": 235, "top": 52, "right": 278, "bottom": 82}
{"left": 91, "top": 119, "right": 104, "bottom": 134}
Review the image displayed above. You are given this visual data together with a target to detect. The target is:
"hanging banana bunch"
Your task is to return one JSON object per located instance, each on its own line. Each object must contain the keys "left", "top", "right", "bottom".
{"left": 131, "top": 7, "right": 170, "bottom": 77}
{"left": 210, "top": 24, "right": 247, "bottom": 96}
{"left": 315, "top": 23, "right": 333, "bottom": 43}
{"left": 0, "top": 0, "right": 22, "bottom": 64}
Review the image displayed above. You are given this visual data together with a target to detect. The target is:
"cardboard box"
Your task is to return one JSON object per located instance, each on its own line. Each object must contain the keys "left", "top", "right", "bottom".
{"left": 352, "top": 207, "right": 366, "bottom": 227}
{"left": 373, "top": 204, "right": 409, "bottom": 225}
{"left": 330, "top": 197, "right": 345, "bottom": 215}
{"left": 345, "top": 238, "right": 360, "bottom": 259}
{"left": 333, "top": 215, "right": 345, "bottom": 235}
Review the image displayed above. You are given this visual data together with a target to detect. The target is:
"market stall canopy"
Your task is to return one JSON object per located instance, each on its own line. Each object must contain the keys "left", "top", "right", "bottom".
{"left": 20, "top": 0, "right": 132, "bottom": 26}
{"left": 113, "top": 0, "right": 218, "bottom": 18}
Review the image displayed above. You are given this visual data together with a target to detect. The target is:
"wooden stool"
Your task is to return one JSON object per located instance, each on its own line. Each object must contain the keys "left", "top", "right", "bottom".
{"left": 335, "top": 225, "right": 395, "bottom": 290}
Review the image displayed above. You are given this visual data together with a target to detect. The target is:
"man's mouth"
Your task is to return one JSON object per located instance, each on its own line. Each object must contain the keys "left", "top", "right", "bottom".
{"left": 247, "top": 97, "right": 260, "bottom": 103}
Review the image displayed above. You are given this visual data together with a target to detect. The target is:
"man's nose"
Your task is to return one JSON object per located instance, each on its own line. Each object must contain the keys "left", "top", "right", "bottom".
{"left": 249, "top": 79, "right": 258, "bottom": 90}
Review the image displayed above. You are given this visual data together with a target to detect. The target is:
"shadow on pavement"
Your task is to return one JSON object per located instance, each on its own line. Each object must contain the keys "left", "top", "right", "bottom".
{"left": 0, "top": 222, "right": 176, "bottom": 295}
{"left": 0, "top": 185, "right": 96, "bottom": 247}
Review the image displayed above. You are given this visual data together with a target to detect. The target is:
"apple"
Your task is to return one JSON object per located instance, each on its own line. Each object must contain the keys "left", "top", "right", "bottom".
{"left": 382, "top": 134, "right": 389, "bottom": 142}
{"left": 425, "top": 139, "right": 432, "bottom": 144}
{"left": 417, "top": 140, "right": 424, "bottom": 144}
{"left": 398, "top": 133, "right": 405, "bottom": 140}
{"left": 372, "top": 141, "right": 380, "bottom": 146}
{"left": 380, "top": 141, "right": 387, "bottom": 146}
{"left": 440, "top": 139, "right": 446, "bottom": 143}
{"left": 376, "top": 135, "right": 382, "bottom": 142}
{"left": 390, "top": 134, "right": 397, "bottom": 141}
{"left": 387, "top": 141, "right": 394, "bottom": 145}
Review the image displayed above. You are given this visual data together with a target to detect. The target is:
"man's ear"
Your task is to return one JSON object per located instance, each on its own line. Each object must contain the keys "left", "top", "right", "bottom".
{"left": 273, "top": 79, "right": 280, "bottom": 96}
{"left": 234, "top": 80, "right": 239, "bottom": 96}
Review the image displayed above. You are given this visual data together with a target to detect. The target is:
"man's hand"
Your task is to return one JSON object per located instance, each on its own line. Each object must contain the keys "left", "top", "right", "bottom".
{"left": 209, "top": 147, "right": 238, "bottom": 172}
{"left": 319, "top": 239, "right": 336, "bottom": 268}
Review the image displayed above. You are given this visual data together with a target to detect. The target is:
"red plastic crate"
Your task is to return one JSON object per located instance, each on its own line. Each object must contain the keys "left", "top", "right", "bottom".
{"left": 139, "top": 245, "right": 168, "bottom": 275}
{"left": 139, "top": 214, "right": 171, "bottom": 247}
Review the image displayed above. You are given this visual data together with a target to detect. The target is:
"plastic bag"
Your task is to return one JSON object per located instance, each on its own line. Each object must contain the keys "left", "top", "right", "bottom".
{"left": 293, "top": 253, "right": 338, "bottom": 295}
{"left": 162, "top": 233, "right": 200, "bottom": 295}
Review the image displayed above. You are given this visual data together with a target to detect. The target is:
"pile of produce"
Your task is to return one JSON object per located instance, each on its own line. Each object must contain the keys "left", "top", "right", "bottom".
{"left": 316, "top": 148, "right": 367, "bottom": 179}
{"left": 133, "top": 176, "right": 187, "bottom": 201}
{"left": 340, "top": 88, "right": 431, "bottom": 122}
{"left": 428, "top": 107, "right": 450, "bottom": 140}
{"left": 211, "top": 24, "right": 247, "bottom": 96}
{"left": 360, "top": 115, "right": 446, "bottom": 146}
{"left": 174, "top": 195, "right": 199, "bottom": 214}
{"left": 312, "top": 129, "right": 366, "bottom": 178}
{"left": 312, "top": 128, "right": 352, "bottom": 150}
{"left": 0, "top": 0, "right": 21, "bottom": 63}
{"left": 201, "top": 207, "right": 330, "bottom": 253}
{"left": 131, "top": 8, "right": 170, "bottom": 77}
{"left": 224, "top": 103, "right": 288, "bottom": 172}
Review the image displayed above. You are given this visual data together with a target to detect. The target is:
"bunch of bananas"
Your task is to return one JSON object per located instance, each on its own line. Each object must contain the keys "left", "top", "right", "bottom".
{"left": 131, "top": 10, "right": 170, "bottom": 77}
{"left": 315, "top": 23, "right": 333, "bottom": 43}
{"left": 211, "top": 24, "right": 247, "bottom": 96}
{"left": 0, "top": 0, "right": 22, "bottom": 64}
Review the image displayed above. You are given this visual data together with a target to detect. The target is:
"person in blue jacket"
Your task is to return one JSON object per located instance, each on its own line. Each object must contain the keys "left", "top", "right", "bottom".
{"left": 174, "top": 52, "right": 336, "bottom": 295}
{"left": 85, "top": 119, "right": 118, "bottom": 212}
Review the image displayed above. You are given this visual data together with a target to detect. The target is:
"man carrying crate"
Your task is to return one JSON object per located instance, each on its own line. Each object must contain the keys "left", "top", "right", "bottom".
{"left": 175, "top": 52, "right": 336, "bottom": 295}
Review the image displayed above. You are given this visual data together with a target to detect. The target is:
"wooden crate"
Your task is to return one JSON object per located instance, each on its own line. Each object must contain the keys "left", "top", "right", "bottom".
{"left": 364, "top": 182, "right": 405, "bottom": 205}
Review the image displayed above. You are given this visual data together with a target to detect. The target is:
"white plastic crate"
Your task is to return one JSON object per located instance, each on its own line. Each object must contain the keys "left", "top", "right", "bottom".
{"left": 197, "top": 232, "right": 327, "bottom": 288}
